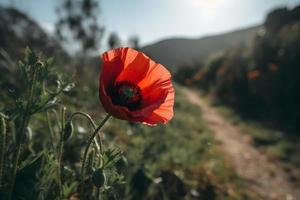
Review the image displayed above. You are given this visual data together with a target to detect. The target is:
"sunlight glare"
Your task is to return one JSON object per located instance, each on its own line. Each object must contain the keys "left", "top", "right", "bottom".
{"left": 188, "top": 0, "right": 225, "bottom": 7}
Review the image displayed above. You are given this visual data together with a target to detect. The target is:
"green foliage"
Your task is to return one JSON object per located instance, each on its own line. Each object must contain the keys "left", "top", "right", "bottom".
{"left": 0, "top": 48, "right": 131, "bottom": 200}
{"left": 184, "top": 5, "right": 300, "bottom": 134}
{"left": 0, "top": 48, "right": 257, "bottom": 199}
{"left": 0, "top": 48, "right": 75, "bottom": 200}
{"left": 6, "top": 48, "right": 74, "bottom": 120}
{"left": 174, "top": 66, "right": 199, "bottom": 85}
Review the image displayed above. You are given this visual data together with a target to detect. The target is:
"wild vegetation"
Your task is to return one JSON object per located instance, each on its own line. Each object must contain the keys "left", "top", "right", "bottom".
{"left": 175, "top": 6, "right": 300, "bottom": 167}
{"left": 0, "top": 49, "right": 256, "bottom": 199}
{"left": 0, "top": 1, "right": 299, "bottom": 200}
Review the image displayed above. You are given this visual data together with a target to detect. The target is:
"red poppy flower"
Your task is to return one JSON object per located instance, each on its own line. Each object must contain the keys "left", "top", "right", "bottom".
{"left": 99, "top": 47, "right": 174, "bottom": 125}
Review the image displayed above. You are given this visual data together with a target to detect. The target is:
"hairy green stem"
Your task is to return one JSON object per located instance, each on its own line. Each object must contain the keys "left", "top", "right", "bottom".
{"left": 44, "top": 82, "right": 56, "bottom": 152}
{"left": 80, "top": 114, "right": 111, "bottom": 199}
{"left": 96, "top": 187, "right": 100, "bottom": 200}
{"left": 0, "top": 116, "right": 6, "bottom": 186}
{"left": 46, "top": 111, "right": 56, "bottom": 151}
{"left": 70, "top": 112, "right": 97, "bottom": 128}
{"left": 8, "top": 67, "right": 37, "bottom": 200}
{"left": 69, "top": 112, "right": 102, "bottom": 154}
{"left": 57, "top": 107, "right": 66, "bottom": 198}
{"left": 51, "top": 109, "right": 60, "bottom": 125}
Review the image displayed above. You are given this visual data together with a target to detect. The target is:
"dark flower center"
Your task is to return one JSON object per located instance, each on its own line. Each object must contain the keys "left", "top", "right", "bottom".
{"left": 110, "top": 80, "right": 142, "bottom": 110}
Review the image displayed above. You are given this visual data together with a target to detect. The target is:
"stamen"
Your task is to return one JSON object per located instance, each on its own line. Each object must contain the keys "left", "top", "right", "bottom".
{"left": 110, "top": 80, "right": 142, "bottom": 110}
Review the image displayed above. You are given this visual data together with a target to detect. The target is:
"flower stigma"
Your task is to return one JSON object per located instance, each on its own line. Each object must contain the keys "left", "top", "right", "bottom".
{"left": 111, "top": 80, "right": 142, "bottom": 110}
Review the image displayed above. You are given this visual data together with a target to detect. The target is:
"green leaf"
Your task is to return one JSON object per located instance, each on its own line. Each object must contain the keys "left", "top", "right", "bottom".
{"left": 102, "top": 148, "right": 123, "bottom": 168}
{"left": 24, "top": 47, "right": 38, "bottom": 66}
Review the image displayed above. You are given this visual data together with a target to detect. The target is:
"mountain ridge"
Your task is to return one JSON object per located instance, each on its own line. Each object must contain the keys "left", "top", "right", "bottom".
{"left": 142, "top": 25, "right": 261, "bottom": 71}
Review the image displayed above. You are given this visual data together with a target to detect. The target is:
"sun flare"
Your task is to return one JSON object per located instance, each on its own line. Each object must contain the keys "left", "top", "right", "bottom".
{"left": 189, "top": 0, "right": 224, "bottom": 7}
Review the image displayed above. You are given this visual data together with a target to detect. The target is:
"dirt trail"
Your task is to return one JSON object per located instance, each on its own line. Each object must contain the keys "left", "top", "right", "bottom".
{"left": 182, "top": 88, "right": 300, "bottom": 200}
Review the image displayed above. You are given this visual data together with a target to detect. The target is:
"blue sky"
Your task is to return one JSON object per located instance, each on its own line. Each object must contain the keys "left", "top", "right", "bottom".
{"left": 1, "top": 0, "right": 300, "bottom": 48}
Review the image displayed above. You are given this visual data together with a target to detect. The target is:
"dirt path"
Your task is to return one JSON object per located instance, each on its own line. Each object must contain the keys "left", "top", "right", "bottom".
{"left": 182, "top": 88, "right": 299, "bottom": 200}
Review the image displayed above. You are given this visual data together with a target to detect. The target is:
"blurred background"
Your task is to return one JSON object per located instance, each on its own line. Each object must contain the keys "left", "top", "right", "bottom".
{"left": 0, "top": 0, "right": 300, "bottom": 199}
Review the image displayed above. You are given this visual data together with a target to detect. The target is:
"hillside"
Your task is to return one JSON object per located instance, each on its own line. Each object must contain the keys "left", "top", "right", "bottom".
{"left": 142, "top": 25, "right": 261, "bottom": 71}
{"left": 0, "top": 6, "right": 68, "bottom": 64}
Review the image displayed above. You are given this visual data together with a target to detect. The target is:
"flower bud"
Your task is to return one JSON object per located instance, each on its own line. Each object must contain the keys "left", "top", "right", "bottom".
{"left": 92, "top": 168, "right": 106, "bottom": 188}
{"left": 115, "top": 156, "right": 128, "bottom": 173}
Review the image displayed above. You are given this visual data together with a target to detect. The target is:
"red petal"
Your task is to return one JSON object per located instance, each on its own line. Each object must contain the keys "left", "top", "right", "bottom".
{"left": 152, "top": 87, "right": 175, "bottom": 122}
{"left": 138, "top": 59, "right": 171, "bottom": 91}
{"left": 115, "top": 48, "right": 151, "bottom": 84}
{"left": 100, "top": 53, "right": 124, "bottom": 88}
